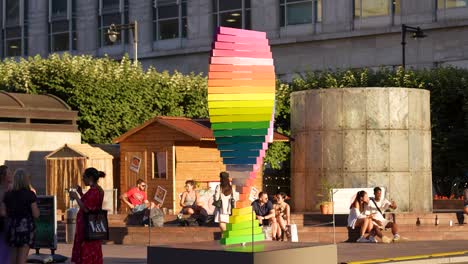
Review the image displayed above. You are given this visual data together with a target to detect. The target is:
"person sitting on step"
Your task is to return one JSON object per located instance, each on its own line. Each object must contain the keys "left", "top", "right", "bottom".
{"left": 464, "top": 188, "right": 468, "bottom": 215}
{"left": 273, "top": 192, "right": 291, "bottom": 241}
{"left": 121, "top": 179, "right": 154, "bottom": 225}
{"left": 367, "top": 187, "right": 400, "bottom": 242}
{"left": 252, "top": 192, "right": 277, "bottom": 232}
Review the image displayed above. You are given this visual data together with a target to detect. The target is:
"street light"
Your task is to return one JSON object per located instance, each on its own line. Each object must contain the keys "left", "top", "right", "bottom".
{"left": 401, "top": 24, "right": 427, "bottom": 69}
{"left": 107, "top": 20, "right": 139, "bottom": 63}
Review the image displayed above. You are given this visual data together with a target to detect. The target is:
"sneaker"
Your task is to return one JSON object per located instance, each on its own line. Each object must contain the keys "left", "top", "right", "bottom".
{"left": 393, "top": 234, "right": 400, "bottom": 242}
{"left": 382, "top": 236, "right": 392, "bottom": 244}
{"left": 356, "top": 236, "right": 370, "bottom": 243}
{"left": 177, "top": 213, "right": 183, "bottom": 220}
{"left": 368, "top": 236, "right": 378, "bottom": 243}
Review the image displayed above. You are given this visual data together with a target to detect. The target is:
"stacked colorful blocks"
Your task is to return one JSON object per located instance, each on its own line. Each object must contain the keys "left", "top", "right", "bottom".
{"left": 208, "top": 27, "right": 276, "bottom": 245}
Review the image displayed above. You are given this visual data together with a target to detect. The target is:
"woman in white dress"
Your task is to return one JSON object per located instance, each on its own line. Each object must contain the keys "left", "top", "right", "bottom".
{"left": 348, "top": 190, "right": 375, "bottom": 243}
{"left": 213, "top": 172, "right": 236, "bottom": 232}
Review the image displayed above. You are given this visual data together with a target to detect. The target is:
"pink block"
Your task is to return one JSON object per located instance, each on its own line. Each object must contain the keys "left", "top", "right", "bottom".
{"left": 216, "top": 34, "right": 269, "bottom": 46}
{"left": 218, "top": 27, "right": 267, "bottom": 39}
{"left": 212, "top": 49, "right": 272, "bottom": 59}
{"left": 213, "top": 42, "right": 271, "bottom": 53}
{"left": 210, "top": 57, "right": 274, "bottom": 66}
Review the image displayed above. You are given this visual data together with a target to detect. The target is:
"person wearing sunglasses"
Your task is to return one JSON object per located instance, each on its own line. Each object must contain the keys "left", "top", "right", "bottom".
{"left": 121, "top": 179, "right": 152, "bottom": 214}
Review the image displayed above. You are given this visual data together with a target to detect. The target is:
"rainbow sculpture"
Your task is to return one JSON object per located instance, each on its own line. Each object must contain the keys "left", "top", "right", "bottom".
{"left": 208, "top": 27, "right": 275, "bottom": 245}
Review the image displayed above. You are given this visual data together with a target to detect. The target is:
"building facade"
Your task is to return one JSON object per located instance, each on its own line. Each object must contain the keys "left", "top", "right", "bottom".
{"left": 2, "top": 0, "right": 468, "bottom": 78}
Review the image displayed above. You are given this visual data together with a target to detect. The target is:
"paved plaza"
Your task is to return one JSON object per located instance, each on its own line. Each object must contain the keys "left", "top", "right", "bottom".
{"left": 29, "top": 240, "right": 468, "bottom": 264}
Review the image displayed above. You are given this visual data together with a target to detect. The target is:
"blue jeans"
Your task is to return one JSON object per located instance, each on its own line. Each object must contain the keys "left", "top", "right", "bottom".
{"left": 132, "top": 204, "right": 147, "bottom": 213}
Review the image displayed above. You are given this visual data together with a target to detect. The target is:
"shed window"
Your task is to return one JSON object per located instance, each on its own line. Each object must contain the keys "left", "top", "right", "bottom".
{"left": 152, "top": 151, "right": 167, "bottom": 179}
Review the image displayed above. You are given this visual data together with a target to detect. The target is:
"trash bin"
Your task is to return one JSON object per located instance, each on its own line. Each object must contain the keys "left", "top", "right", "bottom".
{"left": 66, "top": 207, "right": 78, "bottom": 244}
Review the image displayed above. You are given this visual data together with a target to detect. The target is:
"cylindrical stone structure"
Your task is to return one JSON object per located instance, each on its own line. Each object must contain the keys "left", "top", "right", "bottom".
{"left": 290, "top": 88, "right": 432, "bottom": 213}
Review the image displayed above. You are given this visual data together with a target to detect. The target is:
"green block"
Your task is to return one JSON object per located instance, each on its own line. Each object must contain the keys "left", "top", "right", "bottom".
{"left": 223, "top": 227, "right": 263, "bottom": 238}
{"left": 214, "top": 128, "right": 268, "bottom": 137}
{"left": 211, "top": 121, "right": 270, "bottom": 130}
{"left": 227, "top": 220, "right": 259, "bottom": 231}
{"left": 216, "top": 136, "right": 265, "bottom": 144}
{"left": 221, "top": 233, "right": 265, "bottom": 245}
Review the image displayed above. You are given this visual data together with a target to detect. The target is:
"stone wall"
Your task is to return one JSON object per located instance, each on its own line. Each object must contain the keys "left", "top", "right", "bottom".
{"left": 290, "top": 88, "right": 432, "bottom": 212}
{"left": 0, "top": 130, "right": 81, "bottom": 195}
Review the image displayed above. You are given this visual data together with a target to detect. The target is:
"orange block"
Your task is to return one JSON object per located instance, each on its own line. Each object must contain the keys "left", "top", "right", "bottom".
{"left": 209, "top": 64, "right": 275, "bottom": 73}
{"left": 208, "top": 79, "right": 275, "bottom": 87}
{"left": 210, "top": 57, "right": 273, "bottom": 66}
{"left": 236, "top": 200, "right": 252, "bottom": 208}
{"left": 208, "top": 86, "right": 275, "bottom": 94}
{"left": 239, "top": 193, "right": 249, "bottom": 201}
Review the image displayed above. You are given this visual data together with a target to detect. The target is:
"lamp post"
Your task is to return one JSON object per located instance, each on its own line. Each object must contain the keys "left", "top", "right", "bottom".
{"left": 107, "top": 20, "right": 138, "bottom": 63}
{"left": 401, "top": 24, "right": 427, "bottom": 69}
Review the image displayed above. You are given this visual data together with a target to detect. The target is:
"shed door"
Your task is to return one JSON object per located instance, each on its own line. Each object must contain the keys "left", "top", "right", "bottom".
{"left": 125, "top": 152, "right": 146, "bottom": 189}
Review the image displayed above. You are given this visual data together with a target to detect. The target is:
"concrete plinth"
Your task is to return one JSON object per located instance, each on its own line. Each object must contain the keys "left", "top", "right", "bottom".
{"left": 147, "top": 241, "right": 337, "bottom": 264}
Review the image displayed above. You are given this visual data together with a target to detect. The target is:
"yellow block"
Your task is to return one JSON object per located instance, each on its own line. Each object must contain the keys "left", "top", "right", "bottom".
{"left": 208, "top": 100, "right": 274, "bottom": 108}
{"left": 208, "top": 93, "right": 275, "bottom": 101}
{"left": 230, "top": 211, "right": 256, "bottom": 223}
{"left": 232, "top": 206, "right": 253, "bottom": 216}
{"left": 209, "top": 107, "right": 273, "bottom": 116}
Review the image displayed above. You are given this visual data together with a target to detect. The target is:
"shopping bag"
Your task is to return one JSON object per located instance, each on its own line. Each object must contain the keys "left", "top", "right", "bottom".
{"left": 262, "top": 225, "right": 273, "bottom": 241}
{"left": 288, "top": 224, "right": 298, "bottom": 242}
{"left": 84, "top": 210, "right": 109, "bottom": 241}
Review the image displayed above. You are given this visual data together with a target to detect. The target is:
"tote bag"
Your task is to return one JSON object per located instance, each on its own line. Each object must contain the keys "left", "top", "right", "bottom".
{"left": 84, "top": 210, "right": 109, "bottom": 241}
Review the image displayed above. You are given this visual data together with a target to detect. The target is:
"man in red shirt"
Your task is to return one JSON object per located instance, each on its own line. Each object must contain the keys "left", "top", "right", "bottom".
{"left": 121, "top": 179, "right": 153, "bottom": 213}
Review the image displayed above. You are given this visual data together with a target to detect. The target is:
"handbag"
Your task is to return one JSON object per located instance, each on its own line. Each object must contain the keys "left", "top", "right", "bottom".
{"left": 212, "top": 199, "right": 222, "bottom": 208}
{"left": 84, "top": 209, "right": 109, "bottom": 241}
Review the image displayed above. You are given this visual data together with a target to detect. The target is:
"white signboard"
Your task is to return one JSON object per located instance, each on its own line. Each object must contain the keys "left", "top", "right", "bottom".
{"left": 154, "top": 186, "right": 167, "bottom": 205}
{"left": 332, "top": 187, "right": 386, "bottom": 214}
{"left": 249, "top": 187, "right": 258, "bottom": 202}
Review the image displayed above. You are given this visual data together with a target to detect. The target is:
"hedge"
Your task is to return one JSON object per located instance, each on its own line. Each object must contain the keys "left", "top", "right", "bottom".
{"left": 0, "top": 54, "right": 466, "bottom": 196}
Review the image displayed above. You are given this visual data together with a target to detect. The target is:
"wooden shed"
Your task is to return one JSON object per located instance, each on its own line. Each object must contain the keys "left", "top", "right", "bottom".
{"left": 113, "top": 116, "right": 288, "bottom": 213}
{"left": 45, "top": 144, "right": 118, "bottom": 212}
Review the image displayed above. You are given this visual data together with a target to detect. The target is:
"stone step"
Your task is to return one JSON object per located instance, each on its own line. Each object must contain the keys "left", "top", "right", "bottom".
{"left": 56, "top": 222, "right": 468, "bottom": 245}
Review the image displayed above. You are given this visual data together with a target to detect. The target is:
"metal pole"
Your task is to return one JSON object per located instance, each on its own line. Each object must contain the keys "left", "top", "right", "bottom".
{"left": 133, "top": 20, "right": 138, "bottom": 64}
{"left": 401, "top": 24, "right": 406, "bottom": 69}
{"left": 331, "top": 189, "right": 336, "bottom": 244}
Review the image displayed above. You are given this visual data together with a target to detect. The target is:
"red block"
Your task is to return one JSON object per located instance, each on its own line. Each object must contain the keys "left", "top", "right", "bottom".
{"left": 209, "top": 64, "right": 275, "bottom": 73}
{"left": 208, "top": 79, "right": 275, "bottom": 87}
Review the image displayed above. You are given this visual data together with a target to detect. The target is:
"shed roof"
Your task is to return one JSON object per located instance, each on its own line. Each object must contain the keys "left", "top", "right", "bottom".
{"left": 46, "top": 144, "right": 114, "bottom": 159}
{"left": 0, "top": 91, "right": 71, "bottom": 110}
{"left": 113, "top": 116, "right": 289, "bottom": 143}
{"left": 0, "top": 91, "right": 78, "bottom": 132}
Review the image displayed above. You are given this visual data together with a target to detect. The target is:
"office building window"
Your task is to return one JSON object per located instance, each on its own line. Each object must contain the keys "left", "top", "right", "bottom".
{"left": 354, "top": 0, "right": 400, "bottom": 18}
{"left": 49, "top": 0, "right": 77, "bottom": 52}
{"left": 98, "top": 0, "right": 128, "bottom": 47}
{"left": 213, "top": 0, "right": 251, "bottom": 31}
{"left": 437, "top": 0, "right": 468, "bottom": 9}
{"left": 3, "top": 0, "right": 28, "bottom": 57}
{"left": 280, "top": 0, "right": 322, "bottom": 27}
{"left": 153, "top": 0, "right": 187, "bottom": 40}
